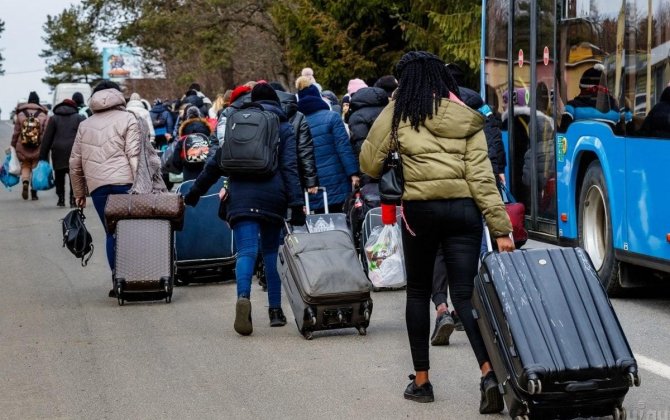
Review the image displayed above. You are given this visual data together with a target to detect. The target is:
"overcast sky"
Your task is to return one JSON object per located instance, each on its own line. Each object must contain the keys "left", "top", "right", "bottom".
{"left": 0, "top": 0, "right": 82, "bottom": 119}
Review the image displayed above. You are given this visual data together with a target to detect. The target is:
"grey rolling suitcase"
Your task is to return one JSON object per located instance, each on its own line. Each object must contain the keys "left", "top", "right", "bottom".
{"left": 113, "top": 219, "right": 174, "bottom": 305}
{"left": 472, "top": 231, "right": 639, "bottom": 419}
{"left": 277, "top": 223, "right": 372, "bottom": 340}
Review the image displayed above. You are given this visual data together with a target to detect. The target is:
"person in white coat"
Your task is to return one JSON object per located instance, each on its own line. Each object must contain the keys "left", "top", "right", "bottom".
{"left": 126, "top": 92, "right": 155, "bottom": 144}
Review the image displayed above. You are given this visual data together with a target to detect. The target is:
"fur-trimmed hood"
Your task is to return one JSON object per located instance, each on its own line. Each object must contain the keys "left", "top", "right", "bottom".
{"left": 178, "top": 117, "right": 212, "bottom": 137}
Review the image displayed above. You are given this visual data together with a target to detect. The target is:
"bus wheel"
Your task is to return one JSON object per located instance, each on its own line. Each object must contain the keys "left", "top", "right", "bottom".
{"left": 578, "top": 161, "right": 623, "bottom": 296}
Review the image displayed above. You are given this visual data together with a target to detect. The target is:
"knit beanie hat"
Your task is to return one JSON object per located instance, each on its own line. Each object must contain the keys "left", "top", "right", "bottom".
{"left": 62, "top": 98, "right": 77, "bottom": 107}
{"left": 185, "top": 106, "right": 201, "bottom": 120}
{"left": 347, "top": 78, "right": 368, "bottom": 96}
{"left": 93, "top": 80, "right": 121, "bottom": 94}
{"left": 374, "top": 75, "right": 399, "bottom": 97}
{"left": 72, "top": 92, "right": 85, "bottom": 106}
{"left": 298, "top": 84, "right": 322, "bottom": 100}
{"left": 28, "top": 91, "right": 40, "bottom": 104}
{"left": 229, "top": 85, "right": 252, "bottom": 104}
{"left": 129, "top": 92, "right": 141, "bottom": 101}
{"left": 251, "top": 83, "right": 280, "bottom": 103}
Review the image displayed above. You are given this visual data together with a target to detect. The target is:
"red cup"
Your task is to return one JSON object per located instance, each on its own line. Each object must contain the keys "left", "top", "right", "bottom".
{"left": 381, "top": 203, "right": 397, "bottom": 225}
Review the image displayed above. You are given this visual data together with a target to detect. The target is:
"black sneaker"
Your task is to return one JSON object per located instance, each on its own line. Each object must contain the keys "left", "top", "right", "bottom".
{"left": 479, "top": 371, "right": 504, "bottom": 414}
{"left": 452, "top": 310, "right": 464, "bottom": 331}
{"left": 403, "top": 374, "right": 434, "bottom": 403}
{"left": 234, "top": 297, "right": 253, "bottom": 336}
{"left": 31, "top": 189, "right": 38, "bottom": 200}
{"left": 431, "top": 312, "right": 455, "bottom": 346}
{"left": 108, "top": 289, "right": 116, "bottom": 298}
{"left": 57, "top": 195, "right": 65, "bottom": 207}
{"left": 269, "top": 308, "right": 287, "bottom": 327}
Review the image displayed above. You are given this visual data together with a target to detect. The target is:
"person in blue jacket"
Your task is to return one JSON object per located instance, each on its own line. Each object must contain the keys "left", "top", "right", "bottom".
{"left": 182, "top": 83, "right": 304, "bottom": 336}
{"left": 297, "top": 79, "right": 360, "bottom": 213}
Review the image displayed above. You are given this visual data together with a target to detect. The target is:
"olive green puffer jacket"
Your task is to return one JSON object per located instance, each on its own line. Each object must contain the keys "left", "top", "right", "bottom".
{"left": 359, "top": 98, "right": 512, "bottom": 238}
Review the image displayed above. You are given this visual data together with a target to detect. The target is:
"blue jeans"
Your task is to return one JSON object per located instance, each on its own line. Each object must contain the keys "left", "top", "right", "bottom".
{"left": 233, "top": 220, "right": 283, "bottom": 308}
{"left": 90, "top": 184, "right": 132, "bottom": 272}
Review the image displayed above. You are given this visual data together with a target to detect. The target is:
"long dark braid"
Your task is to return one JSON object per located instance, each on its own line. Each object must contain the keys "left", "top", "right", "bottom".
{"left": 391, "top": 51, "right": 461, "bottom": 142}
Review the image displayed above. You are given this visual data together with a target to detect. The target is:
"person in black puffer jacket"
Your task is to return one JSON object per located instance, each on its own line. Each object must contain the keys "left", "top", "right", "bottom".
{"left": 346, "top": 86, "right": 389, "bottom": 158}
{"left": 173, "top": 106, "right": 214, "bottom": 181}
{"left": 39, "top": 98, "right": 86, "bottom": 207}
{"left": 275, "top": 88, "right": 319, "bottom": 192}
{"left": 183, "top": 83, "right": 304, "bottom": 336}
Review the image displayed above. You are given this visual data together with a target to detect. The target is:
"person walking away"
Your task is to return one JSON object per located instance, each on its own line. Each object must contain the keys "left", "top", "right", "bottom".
{"left": 172, "top": 106, "right": 213, "bottom": 181}
{"left": 149, "top": 99, "right": 175, "bottom": 150}
{"left": 11, "top": 91, "right": 49, "bottom": 200}
{"left": 430, "top": 63, "right": 509, "bottom": 346}
{"left": 127, "top": 93, "right": 155, "bottom": 145}
{"left": 39, "top": 98, "right": 85, "bottom": 207}
{"left": 182, "top": 83, "right": 304, "bottom": 335}
{"left": 69, "top": 81, "right": 141, "bottom": 297}
{"left": 72, "top": 92, "right": 92, "bottom": 118}
{"left": 373, "top": 75, "right": 398, "bottom": 99}
{"left": 297, "top": 77, "right": 359, "bottom": 213}
{"left": 360, "top": 51, "right": 514, "bottom": 413}
{"left": 273, "top": 85, "right": 320, "bottom": 193}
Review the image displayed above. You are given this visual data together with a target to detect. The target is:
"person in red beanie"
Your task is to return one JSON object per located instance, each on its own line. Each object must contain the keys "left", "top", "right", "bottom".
{"left": 39, "top": 98, "right": 86, "bottom": 207}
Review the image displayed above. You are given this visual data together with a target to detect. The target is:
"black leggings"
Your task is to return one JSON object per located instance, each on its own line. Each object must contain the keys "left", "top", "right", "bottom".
{"left": 402, "top": 198, "right": 489, "bottom": 371}
{"left": 54, "top": 168, "right": 73, "bottom": 199}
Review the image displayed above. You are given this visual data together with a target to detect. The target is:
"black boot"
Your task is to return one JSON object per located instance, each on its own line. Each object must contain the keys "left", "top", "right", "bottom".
{"left": 403, "top": 374, "right": 434, "bottom": 403}
{"left": 57, "top": 194, "right": 65, "bottom": 207}
{"left": 31, "top": 189, "right": 38, "bottom": 201}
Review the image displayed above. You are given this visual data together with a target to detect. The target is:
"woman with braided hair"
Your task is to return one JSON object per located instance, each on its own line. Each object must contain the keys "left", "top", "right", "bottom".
{"left": 360, "top": 51, "right": 514, "bottom": 412}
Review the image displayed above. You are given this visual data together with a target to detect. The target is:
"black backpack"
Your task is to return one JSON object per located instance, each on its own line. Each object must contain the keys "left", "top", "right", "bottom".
{"left": 218, "top": 105, "right": 280, "bottom": 178}
{"left": 62, "top": 209, "right": 94, "bottom": 266}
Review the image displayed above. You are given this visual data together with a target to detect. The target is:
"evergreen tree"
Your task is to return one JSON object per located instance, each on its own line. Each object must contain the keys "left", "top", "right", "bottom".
{"left": 40, "top": 5, "right": 102, "bottom": 88}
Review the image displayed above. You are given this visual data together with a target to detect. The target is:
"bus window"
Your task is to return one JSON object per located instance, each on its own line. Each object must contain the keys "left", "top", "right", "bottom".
{"left": 634, "top": 0, "right": 670, "bottom": 138}
{"left": 484, "top": 0, "right": 510, "bottom": 117}
{"left": 557, "top": 0, "right": 624, "bottom": 133}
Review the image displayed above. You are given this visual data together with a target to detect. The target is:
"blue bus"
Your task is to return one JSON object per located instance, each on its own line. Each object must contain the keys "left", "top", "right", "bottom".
{"left": 482, "top": 0, "right": 670, "bottom": 294}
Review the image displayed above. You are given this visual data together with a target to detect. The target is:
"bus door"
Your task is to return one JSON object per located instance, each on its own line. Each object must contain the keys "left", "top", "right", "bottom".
{"left": 495, "top": 0, "right": 558, "bottom": 237}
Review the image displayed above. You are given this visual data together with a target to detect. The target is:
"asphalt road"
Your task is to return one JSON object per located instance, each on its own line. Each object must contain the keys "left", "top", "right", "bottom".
{"left": 1, "top": 120, "right": 668, "bottom": 419}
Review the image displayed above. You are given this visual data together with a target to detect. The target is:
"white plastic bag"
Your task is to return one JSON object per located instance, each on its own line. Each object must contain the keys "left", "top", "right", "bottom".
{"left": 364, "top": 224, "right": 406, "bottom": 288}
{"left": 8, "top": 147, "right": 21, "bottom": 176}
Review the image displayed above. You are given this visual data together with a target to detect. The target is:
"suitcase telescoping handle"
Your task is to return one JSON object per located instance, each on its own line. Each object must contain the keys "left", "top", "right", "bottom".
{"left": 483, "top": 223, "right": 515, "bottom": 253}
{"left": 304, "top": 186, "right": 328, "bottom": 215}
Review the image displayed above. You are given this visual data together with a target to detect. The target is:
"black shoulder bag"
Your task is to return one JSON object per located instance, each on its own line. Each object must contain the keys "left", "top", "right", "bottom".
{"left": 379, "top": 135, "right": 404, "bottom": 205}
{"left": 62, "top": 209, "right": 94, "bottom": 267}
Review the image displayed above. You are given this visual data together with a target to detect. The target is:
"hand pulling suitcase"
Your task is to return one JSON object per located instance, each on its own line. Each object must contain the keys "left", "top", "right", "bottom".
{"left": 472, "top": 231, "right": 640, "bottom": 419}
{"left": 277, "top": 222, "right": 373, "bottom": 340}
{"left": 113, "top": 219, "right": 174, "bottom": 305}
{"left": 174, "top": 178, "right": 236, "bottom": 284}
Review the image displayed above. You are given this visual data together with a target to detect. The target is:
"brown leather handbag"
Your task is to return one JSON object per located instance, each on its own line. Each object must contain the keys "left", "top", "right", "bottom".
{"left": 104, "top": 193, "right": 185, "bottom": 234}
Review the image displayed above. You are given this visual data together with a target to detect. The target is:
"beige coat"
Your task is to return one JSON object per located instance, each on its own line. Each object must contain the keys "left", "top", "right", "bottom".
{"left": 69, "top": 89, "right": 140, "bottom": 198}
{"left": 360, "top": 99, "right": 512, "bottom": 238}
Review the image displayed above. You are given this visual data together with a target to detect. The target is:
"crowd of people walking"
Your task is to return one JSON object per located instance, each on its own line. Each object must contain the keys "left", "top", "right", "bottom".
{"left": 4, "top": 53, "right": 515, "bottom": 415}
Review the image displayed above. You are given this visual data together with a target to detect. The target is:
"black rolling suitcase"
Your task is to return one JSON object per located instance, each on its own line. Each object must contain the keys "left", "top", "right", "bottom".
{"left": 472, "top": 240, "right": 640, "bottom": 419}
{"left": 277, "top": 222, "right": 372, "bottom": 340}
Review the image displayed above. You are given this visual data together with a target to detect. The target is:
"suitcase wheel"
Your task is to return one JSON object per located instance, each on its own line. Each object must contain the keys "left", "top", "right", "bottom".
{"left": 514, "top": 416, "right": 529, "bottom": 420}
{"left": 164, "top": 280, "right": 173, "bottom": 304}
{"left": 116, "top": 279, "right": 125, "bottom": 306}
{"left": 613, "top": 406, "right": 627, "bottom": 420}
{"left": 363, "top": 309, "right": 370, "bottom": 322}
{"left": 628, "top": 372, "right": 641, "bottom": 387}
{"left": 302, "top": 330, "right": 314, "bottom": 340}
{"left": 527, "top": 378, "right": 542, "bottom": 395}
{"left": 357, "top": 326, "right": 367, "bottom": 336}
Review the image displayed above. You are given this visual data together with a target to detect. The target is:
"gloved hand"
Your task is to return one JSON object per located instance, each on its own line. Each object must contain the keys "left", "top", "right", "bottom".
{"left": 183, "top": 190, "right": 200, "bottom": 207}
{"left": 289, "top": 206, "right": 306, "bottom": 226}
